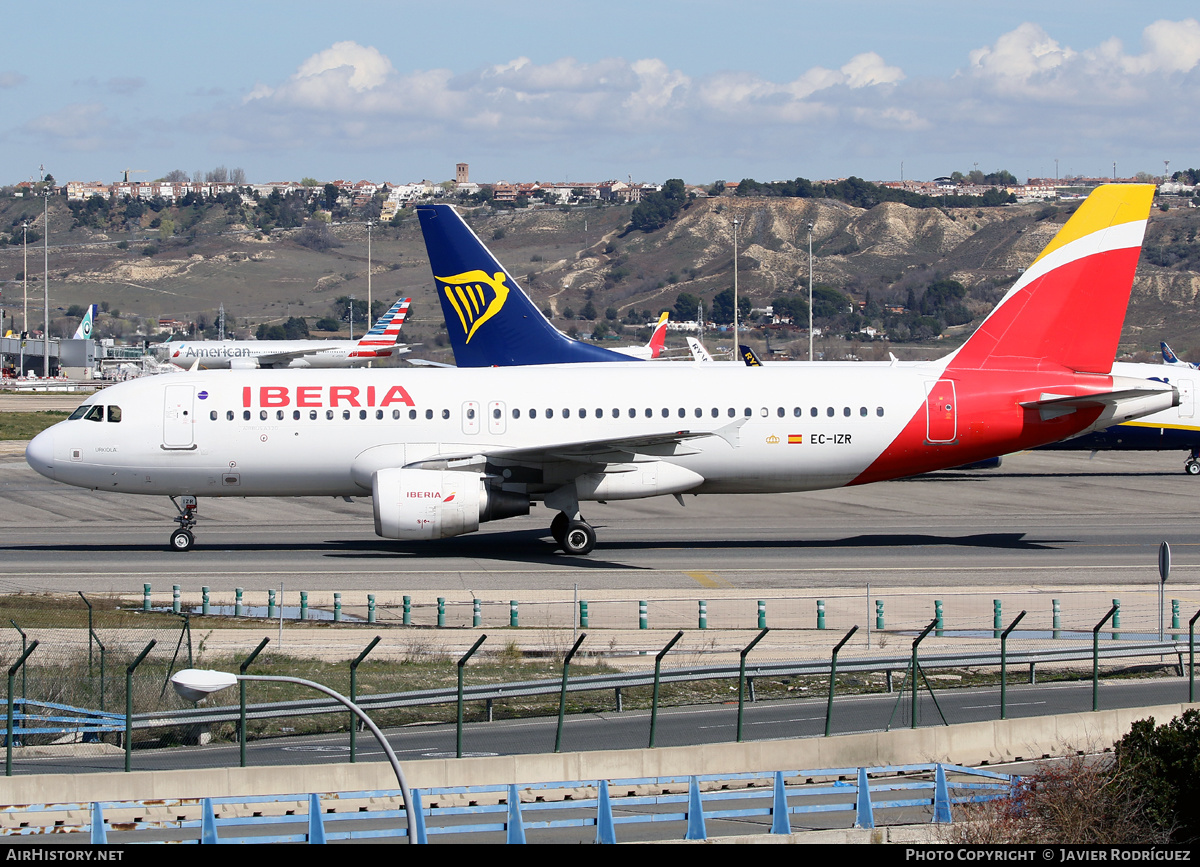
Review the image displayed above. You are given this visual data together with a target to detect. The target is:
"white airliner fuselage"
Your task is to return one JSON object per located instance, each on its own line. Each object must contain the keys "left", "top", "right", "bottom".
{"left": 154, "top": 340, "right": 405, "bottom": 369}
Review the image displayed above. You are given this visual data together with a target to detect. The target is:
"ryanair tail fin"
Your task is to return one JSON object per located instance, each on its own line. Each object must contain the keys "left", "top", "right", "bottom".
{"left": 948, "top": 184, "right": 1155, "bottom": 374}
{"left": 1161, "top": 341, "right": 1195, "bottom": 369}
{"left": 415, "top": 204, "right": 636, "bottom": 366}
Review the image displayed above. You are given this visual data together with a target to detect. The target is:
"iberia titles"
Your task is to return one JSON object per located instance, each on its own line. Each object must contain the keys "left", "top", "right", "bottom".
{"left": 241, "top": 384, "right": 416, "bottom": 409}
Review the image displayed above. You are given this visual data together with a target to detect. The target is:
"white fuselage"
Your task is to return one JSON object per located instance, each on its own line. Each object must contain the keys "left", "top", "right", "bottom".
{"left": 152, "top": 340, "right": 397, "bottom": 370}
{"left": 25, "top": 360, "right": 1173, "bottom": 505}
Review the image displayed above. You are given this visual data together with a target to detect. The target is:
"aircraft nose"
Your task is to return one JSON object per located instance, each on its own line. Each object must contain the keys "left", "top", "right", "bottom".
{"left": 25, "top": 429, "right": 56, "bottom": 481}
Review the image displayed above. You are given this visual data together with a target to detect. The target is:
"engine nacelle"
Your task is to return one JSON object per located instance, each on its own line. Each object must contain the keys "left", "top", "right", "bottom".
{"left": 230, "top": 358, "right": 261, "bottom": 370}
{"left": 372, "top": 468, "right": 528, "bottom": 540}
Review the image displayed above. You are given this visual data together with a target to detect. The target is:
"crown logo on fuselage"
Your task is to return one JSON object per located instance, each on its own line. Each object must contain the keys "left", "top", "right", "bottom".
{"left": 435, "top": 270, "right": 510, "bottom": 344}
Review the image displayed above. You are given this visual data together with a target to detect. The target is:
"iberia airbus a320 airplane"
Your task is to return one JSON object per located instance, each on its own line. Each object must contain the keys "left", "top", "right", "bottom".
{"left": 26, "top": 185, "right": 1176, "bottom": 554}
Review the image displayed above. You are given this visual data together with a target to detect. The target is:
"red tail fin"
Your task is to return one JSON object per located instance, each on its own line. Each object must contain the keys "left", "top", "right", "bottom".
{"left": 949, "top": 184, "right": 1154, "bottom": 373}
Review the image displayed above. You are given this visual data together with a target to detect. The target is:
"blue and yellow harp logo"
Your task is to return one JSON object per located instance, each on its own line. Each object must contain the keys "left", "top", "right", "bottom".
{"left": 436, "top": 270, "right": 510, "bottom": 344}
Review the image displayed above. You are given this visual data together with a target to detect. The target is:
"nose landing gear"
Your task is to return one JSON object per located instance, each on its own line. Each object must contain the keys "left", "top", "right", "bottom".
{"left": 169, "top": 496, "right": 198, "bottom": 551}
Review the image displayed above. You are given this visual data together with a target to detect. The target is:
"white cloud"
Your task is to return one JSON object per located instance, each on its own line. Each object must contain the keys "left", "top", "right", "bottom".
{"left": 0, "top": 71, "right": 27, "bottom": 89}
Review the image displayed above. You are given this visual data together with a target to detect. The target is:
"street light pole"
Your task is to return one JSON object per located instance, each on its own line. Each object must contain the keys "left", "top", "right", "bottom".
{"left": 366, "top": 220, "right": 373, "bottom": 327}
{"left": 20, "top": 222, "right": 27, "bottom": 376}
{"left": 42, "top": 179, "right": 49, "bottom": 379}
{"left": 171, "top": 669, "right": 417, "bottom": 842}
{"left": 732, "top": 217, "right": 740, "bottom": 359}
{"left": 808, "top": 222, "right": 814, "bottom": 362}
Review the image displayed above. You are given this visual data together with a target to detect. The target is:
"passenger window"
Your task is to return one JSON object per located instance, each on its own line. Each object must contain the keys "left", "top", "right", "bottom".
{"left": 442, "top": 409, "right": 451, "bottom": 420}
{"left": 662, "top": 408, "right": 670, "bottom": 418}
{"left": 628, "top": 408, "right": 636, "bottom": 418}
{"left": 226, "top": 411, "right": 234, "bottom": 421}
{"left": 860, "top": 407, "right": 868, "bottom": 417}
{"left": 546, "top": 409, "right": 555, "bottom": 419}
{"left": 293, "top": 410, "right": 301, "bottom": 421}
{"left": 243, "top": 410, "right": 251, "bottom": 421}
{"left": 728, "top": 408, "right": 736, "bottom": 418}
{"left": 612, "top": 409, "right": 619, "bottom": 418}
{"left": 810, "top": 407, "right": 818, "bottom": 418}
{"left": 409, "top": 409, "right": 417, "bottom": 420}
{"left": 579, "top": 409, "right": 588, "bottom": 418}
{"left": 425, "top": 409, "right": 434, "bottom": 420}
{"left": 694, "top": 408, "right": 702, "bottom": 418}
{"left": 494, "top": 408, "right": 502, "bottom": 419}
{"left": 794, "top": 407, "right": 802, "bottom": 417}
{"left": 326, "top": 410, "right": 334, "bottom": 420}
{"left": 277, "top": 410, "right": 285, "bottom": 420}
{"left": 826, "top": 407, "right": 834, "bottom": 417}
{"left": 776, "top": 407, "right": 784, "bottom": 418}
{"left": 843, "top": 407, "right": 850, "bottom": 417}
{"left": 876, "top": 407, "right": 885, "bottom": 417}
{"left": 376, "top": 410, "right": 384, "bottom": 420}
{"left": 743, "top": 407, "right": 752, "bottom": 417}
{"left": 512, "top": 408, "right": 521, "bottom": 419}
{"left": 107, "top": 406, "right": 122, "bottom": 423}
{"left": 209, "top": 411, "right": 217, "bottom": 421}
{"left": 646, "top": 408, "right": 653, "bottom": 418}
{"left": 467, "top": 408, "right": 476, "bottom": 419}
{"left": 359, "top": 410, "right": 368, "bottom": 420}
{"left": 259, "top": 410, "right": 268, "bottom": 421}
{"left": 343, "top": 410, "right": 351, "bottom": 420}
{"left": 563, "top": 409, "right": 571, "bottom": 418}
{"left": 393, "top": 410, "right": 401, "bottom": 420}
{"left": 678, "top": 408, "right": 685, "bottom": 418}
{"left": 530, "top": 409, "right": 538, "bottom": 419}
{"left": 711, "top": 408, "right": 719, "bottom": 418}
{"left": 310, "top": 410, "right": 318, "bottom": 420}
{"left": 759, "top": 408, "right": 768, "bottom": 417}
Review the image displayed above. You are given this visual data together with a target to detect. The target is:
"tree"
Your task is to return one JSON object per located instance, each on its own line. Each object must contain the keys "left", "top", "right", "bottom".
{"left": 710, "top": 288, "right": 750, "bottom": 324}
{"left": 673, "top": 292, "right": 702, "bottom": 322}
{"left": 1115, "top": 710, "right": 1200, "bottom": 842}
{"left": 164, "top": 169, "right": 189, "bottom": 183}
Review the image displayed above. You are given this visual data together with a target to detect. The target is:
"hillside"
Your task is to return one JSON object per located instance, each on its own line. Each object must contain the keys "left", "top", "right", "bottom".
{"left": 2, "top": 193, "right": 1198, "bottom": 365}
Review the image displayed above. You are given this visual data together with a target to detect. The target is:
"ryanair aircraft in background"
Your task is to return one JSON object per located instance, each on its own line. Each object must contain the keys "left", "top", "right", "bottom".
{"left": 417, "top": 204, "right": 667, "bottom": 366}
{"left": 25, "top": 186, "right": 1176, "bottom": 554}
{"left": 151, "top": 298, "right": 411, "bottom": 370}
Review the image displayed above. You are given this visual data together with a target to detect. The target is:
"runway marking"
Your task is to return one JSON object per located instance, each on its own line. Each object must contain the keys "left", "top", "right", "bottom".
{"left": 685, "top": 571, "right": 730, "bottom": 588}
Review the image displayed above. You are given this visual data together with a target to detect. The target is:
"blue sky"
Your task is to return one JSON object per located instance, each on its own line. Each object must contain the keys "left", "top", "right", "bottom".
{"left": 3, "top": 2, "right": 1198, "bottom": 186}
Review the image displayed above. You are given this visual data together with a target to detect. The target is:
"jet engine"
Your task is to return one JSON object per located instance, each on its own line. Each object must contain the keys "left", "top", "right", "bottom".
{"left": 372, "top": 468, "right": 529, "bottom": 540}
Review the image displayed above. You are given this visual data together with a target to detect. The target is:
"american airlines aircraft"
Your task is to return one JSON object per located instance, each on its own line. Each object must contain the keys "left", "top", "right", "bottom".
{"left": 150, "top": 298, "right": 411, "bottom": 369}
{"left": 25, "top": 185, "right": 1176, "bottom": 554}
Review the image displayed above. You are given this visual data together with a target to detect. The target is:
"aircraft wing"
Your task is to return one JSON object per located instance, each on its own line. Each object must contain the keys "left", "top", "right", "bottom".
{"left": 405, "top": 420, "right": 746, "bottom": 471}
{"left": 253, "top": 347, "right": 338, "bottom": 366}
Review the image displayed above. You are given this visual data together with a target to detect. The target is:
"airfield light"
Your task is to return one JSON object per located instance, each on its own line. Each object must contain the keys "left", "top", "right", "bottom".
{"left": 170, "top": 668, "right": 417, "bottom": 842}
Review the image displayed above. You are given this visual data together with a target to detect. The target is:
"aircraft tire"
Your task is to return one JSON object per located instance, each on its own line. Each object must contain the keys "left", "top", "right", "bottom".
{"left": 170, "top": 529, "right": 195, "bottom": 552}
{"left": 550, "top": 512, "right": 569, "bottom": 545}
{"left": 561, "top": 521, "right": 596, "bottom": 556}
{"left": 1187, "top": 460, "right": 1200, "bottom": 476}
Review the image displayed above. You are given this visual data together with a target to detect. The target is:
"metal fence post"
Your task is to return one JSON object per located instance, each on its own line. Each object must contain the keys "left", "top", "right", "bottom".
{"left": 825, "top": 626, "right": 858, "bottom": 737}
{"left": 935, "top": 600, "right": 943, "bottom": 637}
{"left": 172, "top": 585, "right": 181, "bottom": 615}
{"left": 143, "top": 584, "right": 152, "bottom": 612}
{"left": 299, "top": 592, "right": 308, "bottom": 621}
{"left": 124, "top": 640, "right": 156, "bottom": 773}
{"left": 6, "top": 641, "right": 38, "bottom": 776}
{"left": 457, "top": 635, "right": 487, "bottom": 758}
{"left": 202, "top": 586, "right": 210, "bottom": 617}
{"left": 403, "top": 595, "right": 411, "bottom": 625}
{"left": 1093, "top": 605, "right": 1118, "bottom": 711}
{"left": 510, "top": 600, "right": 518, "bottom": 628}
{"left": 238, "top": 638, "right": 270, "bottom": 767}
{"left": 639, "top": 601, "right": 647, "bottom": 630}
{"left": 1000, "top": 611, "right": 1026, "bottom": 720}
{"left": 1112, "top": 598, "right": 1121, "bottom": 641}
{"left": 350, "top": 636, "right": 382, "bottom": 763}
{"left": 649, "top": 631, "right": 684, "bottom": 748}
{"left": 698, "top": 600, "right": 706, "bottom": 629}
{"left": 334, "top": 593, "right": 342, "bottom": 623}
{"left": 267, "top": 589, "right": 277, "bottom": 620}
{"left": 1052, "top": 598, "right": 1061, "bottom": 639}
{"left": 472, "top": 598, "right": 481, "bottom": 627}
{"left": 437, "top": 597, "right": 445, "bottom": 628}
{"left": 580, "top": 600, "right": 589, "bottom": 628}
{"left": 554, "top": 634, "right": 586, "bottom": 753}
{"left": 737, "top": 628, "right": 769, "bottom": 742}
{"left": 816, "top": 599, "right": 825, "bottom": 630}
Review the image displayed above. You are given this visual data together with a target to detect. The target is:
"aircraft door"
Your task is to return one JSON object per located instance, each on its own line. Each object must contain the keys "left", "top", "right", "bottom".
{"left": 462, "top": 400, "right": 480, "bottom": 435}
{"left": 163, "top": 385, "right": 196, "bottom": 449}
{"left": 924, "top": 379, "right": 957, "bottom": 444}
{"left": 1178, "top": 380, "right": 1194, "bottom": 419}
{"left": 488, "top": 401, "right": 507, "bottom": 435}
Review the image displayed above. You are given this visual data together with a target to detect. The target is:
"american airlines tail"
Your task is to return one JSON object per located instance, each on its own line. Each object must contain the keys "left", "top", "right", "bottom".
{"left": 350, "top": 297, "right": 412, "bottom": 357}
{"left": 415, "top": 204, "right": 636, "bottom": 366}
{"left": 72, "top": 305, "right": 96, "bottom": 340}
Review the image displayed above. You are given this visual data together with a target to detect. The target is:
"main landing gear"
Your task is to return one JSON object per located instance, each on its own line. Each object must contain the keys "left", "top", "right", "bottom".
{"left": 550, "top": 511, "right": 596, "bottom": 556}
{"left": 169, "top": 495, "right": 198, "bottom": 552}
{"left": 1187, "top": 450, "right": 1200, "bottom": 476}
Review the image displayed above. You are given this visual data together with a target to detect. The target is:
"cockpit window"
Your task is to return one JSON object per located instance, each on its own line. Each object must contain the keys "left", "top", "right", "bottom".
{"left": 84, "top": 405, "right": 105, "bottom": 422}
{"left": 68, "top": 405, "right": 92, "bottom": 420}
{"left": 107, "top": 406, "right": 122, "bottom": 423}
